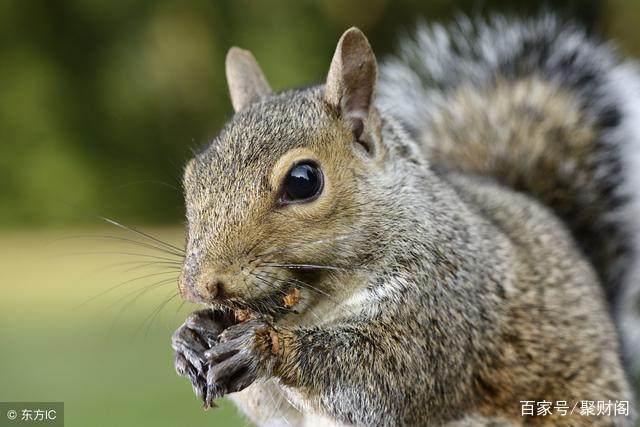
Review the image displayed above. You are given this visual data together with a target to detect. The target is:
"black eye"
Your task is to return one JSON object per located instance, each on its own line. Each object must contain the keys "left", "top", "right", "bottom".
{"left": 280, "top": 162, "right": 323, "bottom": 204}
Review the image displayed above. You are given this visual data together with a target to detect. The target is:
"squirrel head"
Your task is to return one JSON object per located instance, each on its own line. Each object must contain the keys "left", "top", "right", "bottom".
{"left": 179, "top": 28, "right": 393, "bottom": 314}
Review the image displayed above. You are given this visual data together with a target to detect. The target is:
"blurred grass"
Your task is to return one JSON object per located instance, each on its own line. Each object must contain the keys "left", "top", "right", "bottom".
{"left": 0, "top": 227, "right": 246, "bottom": 426}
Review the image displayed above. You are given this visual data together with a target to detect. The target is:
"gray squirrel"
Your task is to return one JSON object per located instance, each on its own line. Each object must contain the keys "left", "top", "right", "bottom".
{"left": 171, "top": 14, "right": 640, "bottom": 426}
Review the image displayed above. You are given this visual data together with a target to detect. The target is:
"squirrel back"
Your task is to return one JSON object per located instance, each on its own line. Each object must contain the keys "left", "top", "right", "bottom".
{"left": 378, "top": 14, "right": 640, "bottom": 373}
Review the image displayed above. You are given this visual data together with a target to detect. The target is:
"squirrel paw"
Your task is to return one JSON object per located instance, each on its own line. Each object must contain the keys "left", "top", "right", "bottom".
{"left": 171, "top": 309, "right": 230, "bottom": 407}
{"left": 203, "top": 318, "right": 277, "bottom": 408}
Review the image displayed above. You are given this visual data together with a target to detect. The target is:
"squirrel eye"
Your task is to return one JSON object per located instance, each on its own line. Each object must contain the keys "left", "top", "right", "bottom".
{"left": 280, "top": 162, "right": 323, "bottom": 204}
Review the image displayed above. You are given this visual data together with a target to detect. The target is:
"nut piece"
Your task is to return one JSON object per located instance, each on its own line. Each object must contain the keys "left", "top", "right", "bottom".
{"left": 270, "top": 330, "right": 280, "bottom": 354}
{"left": 234, "top": 308, "right": 254, "bottom": 323}
{"left": 283, "top": 288, "right": 300, "bottom": 309}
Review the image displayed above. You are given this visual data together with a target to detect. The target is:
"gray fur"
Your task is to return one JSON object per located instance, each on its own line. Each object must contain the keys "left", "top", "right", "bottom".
{"left": 172, "top": 15, "right": 638, "bottom": 426}
{"left": 379, "top": 13, "right": 640, "bottom": 375}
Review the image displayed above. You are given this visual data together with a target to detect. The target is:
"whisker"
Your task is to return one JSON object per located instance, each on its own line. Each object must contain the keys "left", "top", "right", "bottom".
{"left": 174, "top": 299, "right": 190, "bottom": 318}
{"left": 256, "top": 270, "right": 358, "bottom": 318}
{"left": 250, "top": 274, "right": 285, "bottom": 316}
{"left": 263, "top": 381, "right": 292, "bottom": 426}
{"left": 106, "top": 277, "right": 178, "bottom": 311}
{"left": 56, "top": 251, "right": 182, "bottom": 262}
{"left": 107, "top": 278, "right": 178, "bottom": 334}
{"left": 245, "top": 238, "right": 264, "bottom": 258}
{"left": 254, "top": 272, "right": 324, "bottom": 324}
{"left": 250, "top": 273, "right": 290, "bottom": 300}
{"left": 101, "top": 259, "right": 181, "bottom": 271}
{"left": 77, "top": 270, "right": 180, "bottom": 308}
{"left": 50, "top": 234, "right": 185, "bottom": 257}
{"left": 117, "top": 179, "right": 179, "bottom": 191}
{"left": 244, "top": 267, "right": 298, "bottom": 315}
{"left": 239, "top": 273, "right": 265, "bottom": 317}
{"left": 253, "top": 271, "right": 346, "bottom": 319}
{"left": 275, "top": 386, "right": 304, "bottom": 422}
{"left": 255, "top": 234, "right": 353, "bottom": 260}
{"left": 100, "top": 216, "right": 185, "bottom": 254}
{"left": 137, "top": 291, "right": 181, "bottom": 338}
{"left": 70, "top": 260, "right": 180, "bottom": 285}
{"left": 118, "top": 261, "right": 182, "bottom": 274}
{"left": 260, "top": 262, "right": 342, "bottom": 272}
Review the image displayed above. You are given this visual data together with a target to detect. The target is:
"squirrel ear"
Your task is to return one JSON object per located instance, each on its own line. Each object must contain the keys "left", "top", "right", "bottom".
{"left": 225, "top": 47, "right": 272, "bottom": 112}
{"left": 325, "top": 28, "right": 380, "bottom": 155}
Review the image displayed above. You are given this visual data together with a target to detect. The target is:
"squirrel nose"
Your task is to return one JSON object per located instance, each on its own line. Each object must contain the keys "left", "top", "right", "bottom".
{"left": 179, "top": 262, "right": 233, "bottom": 302}
{"left": 194, "top": 275, "right": 231, "bottom": 301}
{"left": 178, "top": 270, "right": 227, "bottom": 302}
{"left": 203, "top": 279, "right": 227, "bottom": 299}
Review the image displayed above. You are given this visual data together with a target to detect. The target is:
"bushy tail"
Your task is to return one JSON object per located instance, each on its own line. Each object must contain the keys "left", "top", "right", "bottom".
{"left": 378, "top": 14, "right": 640, "bottom": 373}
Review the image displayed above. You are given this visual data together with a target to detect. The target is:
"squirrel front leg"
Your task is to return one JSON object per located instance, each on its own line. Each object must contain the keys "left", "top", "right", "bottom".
{"left": 205, "top": 315, "right": 467, "bottom": 426}
{"left": 270, "top": 322, "right": 426, "bottom": 426}
{"left": 270, "top": 323, "right": 397, "bottom": 425}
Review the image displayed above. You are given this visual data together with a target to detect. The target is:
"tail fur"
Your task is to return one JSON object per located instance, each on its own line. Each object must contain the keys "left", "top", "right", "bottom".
{"left": 378, "top": 14, "right": 640, "bottom": 374}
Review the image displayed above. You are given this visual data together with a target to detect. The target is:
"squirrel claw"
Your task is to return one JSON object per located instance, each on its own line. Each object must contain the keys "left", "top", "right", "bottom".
{"left": 172, "top": 309, "right": 230, "bottom": 408}
{"left": 173, "top": 311, "right": 277, "bottom": 407}
{"left": 203, "top": 318, "right": 274, "bottom": 398}
{"left": 202, "top": 397, "right": 218, "bottom": 411}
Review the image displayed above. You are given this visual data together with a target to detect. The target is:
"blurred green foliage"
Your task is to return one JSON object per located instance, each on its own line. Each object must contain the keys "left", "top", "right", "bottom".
{"left": 2, "top": 0, "right": 639, "bottom": 227}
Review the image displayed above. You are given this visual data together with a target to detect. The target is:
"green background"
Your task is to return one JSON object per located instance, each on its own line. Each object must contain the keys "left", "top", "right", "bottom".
{"left": 1, "top": 1, "right": 639, "bottom": 426}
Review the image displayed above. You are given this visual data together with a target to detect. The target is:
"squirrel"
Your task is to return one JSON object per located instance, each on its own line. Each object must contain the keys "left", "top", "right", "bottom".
{"left": 170, "top": 14, "right": 640, "bottom": 426}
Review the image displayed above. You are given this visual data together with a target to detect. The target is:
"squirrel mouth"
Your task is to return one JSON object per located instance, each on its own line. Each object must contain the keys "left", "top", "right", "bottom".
{"left": 206, "top": 287, "right": 301, "bottom": 321}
